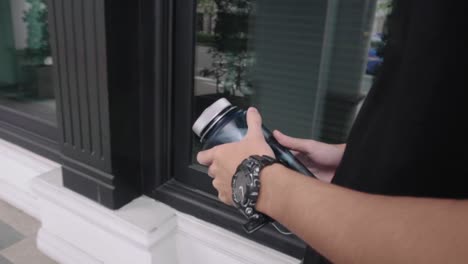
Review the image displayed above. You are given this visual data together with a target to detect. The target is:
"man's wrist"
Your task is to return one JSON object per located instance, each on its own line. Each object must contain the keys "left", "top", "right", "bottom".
{"left": 255, "top": 163, "right": 288, "bottom": 218}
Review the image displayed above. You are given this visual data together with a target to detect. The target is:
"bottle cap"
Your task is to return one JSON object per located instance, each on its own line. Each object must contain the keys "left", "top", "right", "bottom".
{"left": 192, "top": 98, "right": 232, "bottom": 138}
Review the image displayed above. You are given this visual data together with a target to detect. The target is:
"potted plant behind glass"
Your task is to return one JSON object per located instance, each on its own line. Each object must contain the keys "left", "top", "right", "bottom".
{"left": 20, "top": 0, "right": 53, "bottom": 98}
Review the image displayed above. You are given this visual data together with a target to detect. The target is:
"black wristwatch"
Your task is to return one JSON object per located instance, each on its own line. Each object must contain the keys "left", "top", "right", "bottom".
{"left": 232, "top": 155, "right": 277, "bottom": 233}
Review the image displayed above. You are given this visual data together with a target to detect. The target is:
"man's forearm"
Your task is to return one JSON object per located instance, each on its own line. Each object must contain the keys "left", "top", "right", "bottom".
{"left": 256, "top": 164, "right": 468, "bottom": 264}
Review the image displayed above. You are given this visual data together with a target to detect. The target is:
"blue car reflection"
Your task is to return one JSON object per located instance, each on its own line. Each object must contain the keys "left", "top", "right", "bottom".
{"left": 366, "top": 34, "right": 384, "bottom": 75}
{"left": 366, "top": 47, "right": 383, "bottom": 75}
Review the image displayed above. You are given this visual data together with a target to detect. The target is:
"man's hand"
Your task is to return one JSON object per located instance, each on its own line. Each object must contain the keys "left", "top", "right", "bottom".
{"left": 197, "top": 107, "right": 274, "bottom": 205}
{"left": 273, "top": 130, "right": 345, "bottom": 182}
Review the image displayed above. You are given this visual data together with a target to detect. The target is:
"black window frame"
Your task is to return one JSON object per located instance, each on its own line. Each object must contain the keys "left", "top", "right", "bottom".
{"left": 0, "top": 105, "right": 59, "bottom": 161}
{"left": 149, "top": 0, "right": 306, "bottom": 258}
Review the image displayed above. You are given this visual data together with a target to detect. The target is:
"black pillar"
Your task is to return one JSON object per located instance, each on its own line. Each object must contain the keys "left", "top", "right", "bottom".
{"left": 48, "top": 0, "right": 153, "bottom": 209}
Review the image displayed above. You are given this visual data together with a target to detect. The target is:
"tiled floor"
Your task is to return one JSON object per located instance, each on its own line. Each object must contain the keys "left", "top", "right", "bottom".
{"left": 0, "top": 200, "right": 57, "bottom": 264}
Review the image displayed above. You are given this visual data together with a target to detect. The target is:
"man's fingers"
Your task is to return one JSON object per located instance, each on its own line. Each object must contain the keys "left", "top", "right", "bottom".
{"left": 197, "top": 148, "right": 215, "bottom": 166}
{"left": 273, "top": 130, "right": 313, "bottom": 153}
{"left": 246, "top": 107, "right": 264, "bottom": 138}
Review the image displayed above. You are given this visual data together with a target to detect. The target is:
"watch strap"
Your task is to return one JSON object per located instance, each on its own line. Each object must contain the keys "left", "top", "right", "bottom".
{"left": 250, "top": 155, "right": 276, "bottom": 166}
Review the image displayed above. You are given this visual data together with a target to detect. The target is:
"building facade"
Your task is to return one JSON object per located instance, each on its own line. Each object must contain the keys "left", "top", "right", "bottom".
{"left": 0, "top": 0, "right": 390, "bottom": 262}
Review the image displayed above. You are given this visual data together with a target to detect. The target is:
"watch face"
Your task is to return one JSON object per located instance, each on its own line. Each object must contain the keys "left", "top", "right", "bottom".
{"left": 233, "top": 168, "right": 252, "bottom": 207}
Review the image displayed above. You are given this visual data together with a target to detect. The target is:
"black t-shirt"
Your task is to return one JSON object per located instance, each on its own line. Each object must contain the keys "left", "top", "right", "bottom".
{"left": 304, "top": 0, "right": 468, "bottom": 263}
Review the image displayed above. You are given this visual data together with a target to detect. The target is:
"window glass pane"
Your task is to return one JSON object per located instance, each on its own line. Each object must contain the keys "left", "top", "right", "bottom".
{"left": 0, "top": 0, "right": 55, "bottom": 124}
{"left": 192, "top": 0, "right": 391, "bottom": 163}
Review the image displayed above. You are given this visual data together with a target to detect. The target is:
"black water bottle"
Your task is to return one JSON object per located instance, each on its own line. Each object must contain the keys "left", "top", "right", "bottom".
{"left": 192, "top": 98, "right": 315, "bottom": 178}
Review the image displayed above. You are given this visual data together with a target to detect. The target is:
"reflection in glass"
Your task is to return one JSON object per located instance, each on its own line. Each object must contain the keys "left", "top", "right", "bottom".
{"left": 193, "top": 0, "right": 254, "bottom": 159}
{"left": 192, "top": 0, "right": 392, "bottom": 162}
{"left": 195, "top": 0, "right": 254, "bottom": 107}
{"left": 0, "top": 0, "right": 55, "bottom": 124}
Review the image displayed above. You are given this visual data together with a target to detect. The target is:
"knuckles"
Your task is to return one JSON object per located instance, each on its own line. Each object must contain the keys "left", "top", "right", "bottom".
{"left": 208, "top": 165, "right": 216, "bottom": 178}
{"left": 212, "top": 178, "right": 220, "bottom": 189}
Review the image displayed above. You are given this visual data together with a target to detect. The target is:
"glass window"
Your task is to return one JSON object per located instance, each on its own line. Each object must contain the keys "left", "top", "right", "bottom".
{"left": 0, "top": 0, "right": 55, "bottom": 124}
{"left": 191, "top": 0, "right": 391, "bottom": 165}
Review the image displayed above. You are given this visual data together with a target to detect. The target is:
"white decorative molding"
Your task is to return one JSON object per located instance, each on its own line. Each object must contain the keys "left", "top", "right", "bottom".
{"left": 1, "top": 140, "right": 301, "bottom": 264}
{"left": 0, "top": 179, "right": 40, "bottom": 220}
{"left": 0, "top": 138, "right": 59, "bottom": 218}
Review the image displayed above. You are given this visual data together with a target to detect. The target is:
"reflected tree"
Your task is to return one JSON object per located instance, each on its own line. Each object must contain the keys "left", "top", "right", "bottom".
{"left": 23, "top": 0, "right": 51, "bottom": 65}
{"left": 20, "top": 0, "right": 53, "bottom": 98}
{"left": 199, "top": 0, "right": 254, "bottom": 97}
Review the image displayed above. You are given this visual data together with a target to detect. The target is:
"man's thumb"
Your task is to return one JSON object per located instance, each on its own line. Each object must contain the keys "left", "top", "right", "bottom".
{"left": 246, "top": 107, "right": 263, "bottom": 138}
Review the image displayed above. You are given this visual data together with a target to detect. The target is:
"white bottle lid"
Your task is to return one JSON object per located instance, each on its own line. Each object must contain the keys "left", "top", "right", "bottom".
{"left": 192, "top": 98, "right": 232, "bottom": 138}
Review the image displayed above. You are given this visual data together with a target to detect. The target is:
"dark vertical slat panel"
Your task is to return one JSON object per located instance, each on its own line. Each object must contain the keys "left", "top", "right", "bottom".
{"left": 46, "top": 0, "right": 65, "bottom": 144}
{"left": 84, "top": 0, "right": 99, "bottom": 157}
{"left": 54, "top": 0, "right": 73, "bottom": 146}
{"left": 53, "top": 0, "right": 110, "bottom": 168}
{"left": 95, "top": 0, "right": 110, "bottom": 163}
{"left": 63, "top": 0, "right": 82, "bottom": 150}
{"left": 73, "top": 0, "right": 91, "bottom": 153}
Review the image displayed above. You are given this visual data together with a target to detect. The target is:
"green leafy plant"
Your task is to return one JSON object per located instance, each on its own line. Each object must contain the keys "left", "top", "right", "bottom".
{"left": 199, "top": 0, "right": 216, "bottom": 15}
{"left": 377, "top": 0, "right": 392, "bottom": 14}
{"left": 23, "top": 0, "right": 50, "bottom": 65}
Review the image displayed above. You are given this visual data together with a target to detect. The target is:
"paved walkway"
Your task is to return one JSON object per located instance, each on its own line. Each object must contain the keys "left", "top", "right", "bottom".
{"left": 0, "top": 200, "right": 56, "bottom": 264}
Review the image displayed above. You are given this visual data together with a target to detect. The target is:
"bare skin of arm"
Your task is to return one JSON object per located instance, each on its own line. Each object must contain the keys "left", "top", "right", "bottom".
{"left": 257, "top": 164, "right": 468, "bottom": 264}
{"left": 197, "top": 108, "right": 468, "bottom": 264}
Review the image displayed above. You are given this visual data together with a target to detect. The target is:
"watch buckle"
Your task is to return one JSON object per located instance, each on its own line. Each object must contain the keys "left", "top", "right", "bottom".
{"left": 242, "top": 213, "right": 271, "bottom": 234}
